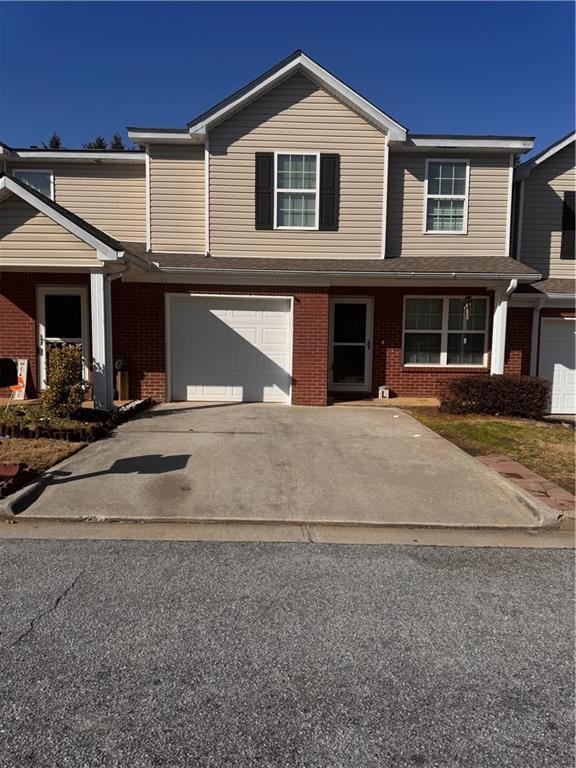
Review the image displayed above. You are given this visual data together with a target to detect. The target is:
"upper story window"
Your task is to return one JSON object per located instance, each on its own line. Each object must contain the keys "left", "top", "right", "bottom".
{"left": 424, "top": 160, "right": 469, "bottom": 234}
{"left": 13, "top": 169, "right": 54, "bottom": 199}
{"left": 404, "top": 296, "right": 487, "bottom": 367}
{"left": 275, "top": 153, "right": 319, "bottom": 229}
{"left": 561, "top": 190, "right": 575, "bottom": 260}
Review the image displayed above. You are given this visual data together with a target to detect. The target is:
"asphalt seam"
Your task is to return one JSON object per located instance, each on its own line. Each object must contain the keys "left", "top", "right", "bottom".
{"left": 10, "top": 569, "right": 84, "bottom": 647}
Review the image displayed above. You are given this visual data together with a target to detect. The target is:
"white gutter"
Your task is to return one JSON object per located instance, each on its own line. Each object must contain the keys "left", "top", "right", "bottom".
{"left": 156, "top": 266, "right": 538, "bottom": 282}
{"left": 7, "top": 150, "right": 145, "bottom": 163}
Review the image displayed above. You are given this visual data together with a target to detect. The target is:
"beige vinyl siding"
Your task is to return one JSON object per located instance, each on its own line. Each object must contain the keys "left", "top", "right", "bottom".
{"left": 519, "top": 142, "right": 576, "bottom": 278}
{"left": 387, "top": 152, "right": 511, "bottom": 257}
{"left": 0, "top": 196, "right": 101, "bottom": 267}
{"left": 149, "top": 145, "right": 205, "bottom": 253}
{"left": 209, "top": 74, "right": 386, "bottom": 258}
{"left": 7, "top": 161, "right": 146, "bottom": 242}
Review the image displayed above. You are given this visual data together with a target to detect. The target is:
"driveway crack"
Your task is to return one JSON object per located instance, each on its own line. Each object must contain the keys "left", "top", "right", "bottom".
{"left": 11, "top": 570, "right": 84, "bottom": 647}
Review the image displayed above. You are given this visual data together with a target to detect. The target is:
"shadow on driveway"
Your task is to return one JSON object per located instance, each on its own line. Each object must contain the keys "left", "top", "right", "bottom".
{"left": 12, "top": 455, "right": 190, "bottom": 514}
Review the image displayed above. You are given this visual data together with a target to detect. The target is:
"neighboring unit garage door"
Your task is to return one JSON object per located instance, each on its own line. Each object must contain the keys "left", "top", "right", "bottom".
{"left": 168, "top": 295, "right": 292, "bottom": 403}
{"left": 539, "top": 318, "right": 576, "bottom": 414}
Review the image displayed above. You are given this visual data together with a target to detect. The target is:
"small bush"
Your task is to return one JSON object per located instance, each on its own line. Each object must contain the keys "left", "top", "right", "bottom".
{"left": 43, "top": 344, "right": 90, "bottom": 418}
{"left": 440, "top": 375, "right": 550, "bottom": 419}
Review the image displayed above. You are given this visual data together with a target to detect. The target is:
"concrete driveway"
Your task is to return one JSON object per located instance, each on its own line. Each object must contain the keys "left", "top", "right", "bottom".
{"left": 18, "top": 403, "right": 547, "bottom": 528}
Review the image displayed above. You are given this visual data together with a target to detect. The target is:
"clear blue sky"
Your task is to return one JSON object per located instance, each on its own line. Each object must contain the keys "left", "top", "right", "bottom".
{"left": 0, "top": 1, "right": 574, "bottom": 156}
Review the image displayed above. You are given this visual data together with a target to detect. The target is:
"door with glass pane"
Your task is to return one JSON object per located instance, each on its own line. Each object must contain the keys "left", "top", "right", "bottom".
{"left": 329, "top": 299, "right": 373, "bottom": 391}
{"left": 37, "top": 287, "right": 89, "bottom": 388}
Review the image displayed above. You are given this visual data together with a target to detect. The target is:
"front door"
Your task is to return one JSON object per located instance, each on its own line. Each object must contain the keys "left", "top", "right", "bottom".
{"left": 37, "top": 287, "right": 89, "bottom": 389}
{"left": 329, "top": 298, "right": 373, "bottom": 392}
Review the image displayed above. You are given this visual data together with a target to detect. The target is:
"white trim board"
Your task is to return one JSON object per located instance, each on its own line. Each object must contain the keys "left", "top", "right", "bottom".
{"left": 7, "top": 150, "right": 144, "bottom": 163}
{"left": 516, "top": 131, "right": 576, "bottom": 180}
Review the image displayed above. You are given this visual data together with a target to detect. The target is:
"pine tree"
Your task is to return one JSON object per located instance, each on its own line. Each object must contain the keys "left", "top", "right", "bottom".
{"left": 83, "top": 136, "right": 108, "bottom": 149}
{"left": 109, "top": 132, "right": 125, "bottom": 150}
{"left": 43, "top": 132, "right": 63, "bottom": 149}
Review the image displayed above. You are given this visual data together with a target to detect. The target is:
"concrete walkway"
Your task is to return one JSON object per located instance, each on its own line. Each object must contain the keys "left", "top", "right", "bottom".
{"left": 15, "top": 403, "right": 552, "bottom": 528}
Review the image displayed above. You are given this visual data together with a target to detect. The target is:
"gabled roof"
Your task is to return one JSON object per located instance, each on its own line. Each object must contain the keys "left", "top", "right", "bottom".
{"left": 515, "top": 130, "right": 575, "bottom": 180}
{"left": 0, "top": 174, "right": 124, "bottom": 260}
{"left": 128, "top": 50, "right": 408, "bottom": 145}
{"left": 187, "top": 50, "right": 407, "bottom": 141}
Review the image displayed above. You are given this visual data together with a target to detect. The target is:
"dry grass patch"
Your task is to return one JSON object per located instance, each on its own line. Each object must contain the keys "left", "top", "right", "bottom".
{"left": 0, "top": 438, "right": 83, "bottom": 473}
{"left": 409, "top": 407, "right": 575, "bottom": 494}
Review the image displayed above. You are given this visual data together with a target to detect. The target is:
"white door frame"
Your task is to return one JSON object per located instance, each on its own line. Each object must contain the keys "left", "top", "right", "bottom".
{"left": 36, "top": 285, "right": 90, "bottom": 389}
{"left": 164, "top": 292, "right": 294, "bottom": 404}
{"left": 538, "top": 316, "right": 576, "bottom": 414}
{"left": 329, "top": 297, "right": 374, "bottom": 392}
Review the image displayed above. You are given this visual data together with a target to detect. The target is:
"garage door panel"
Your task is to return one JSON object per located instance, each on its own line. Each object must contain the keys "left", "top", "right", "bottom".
{"left": 539, "top": 319, "right": 576, "bottom": 414}
{"left": 169, "top": 296, "right": 292, "bottom": 403}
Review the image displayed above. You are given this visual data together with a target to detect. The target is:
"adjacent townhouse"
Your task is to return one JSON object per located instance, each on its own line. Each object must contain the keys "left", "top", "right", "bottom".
{"left": 510, "top": 131, "right": 575, "bottom": 414}
{"left": 0, "top": 51, "right": 573, "bottom": 412}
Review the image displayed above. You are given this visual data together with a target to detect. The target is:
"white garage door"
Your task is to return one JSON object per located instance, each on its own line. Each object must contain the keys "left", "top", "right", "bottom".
{"left": 168, "top": 295, "right": 292, "bottom": 403}
{"left": 539, "top": 318, "right": 576, "bottom": 414}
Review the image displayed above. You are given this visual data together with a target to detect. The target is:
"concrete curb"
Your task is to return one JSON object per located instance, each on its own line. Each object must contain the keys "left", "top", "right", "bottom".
{"left": 5, "top": 511, "right": 561, "bottom": 532}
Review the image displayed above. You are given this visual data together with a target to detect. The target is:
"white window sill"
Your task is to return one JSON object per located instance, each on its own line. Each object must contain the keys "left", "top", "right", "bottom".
{"left": 402, "top": 363, "right": 488, "bottom": 369}
{"left": 422, "top": 230, "right": 468, "bottom": 236}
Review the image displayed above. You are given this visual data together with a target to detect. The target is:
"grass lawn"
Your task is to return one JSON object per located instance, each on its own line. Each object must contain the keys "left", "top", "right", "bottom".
{"left": 409, "top": 407, "right": 575, "bottom": 494}
{"left": 0, "top": 438, "right": 83, "bottom": 474}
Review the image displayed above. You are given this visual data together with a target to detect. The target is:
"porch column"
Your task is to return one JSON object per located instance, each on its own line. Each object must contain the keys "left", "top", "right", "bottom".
{"left": 490, "top": 280, "right": 517, "bottom": 375}
{"left": 90, "top": 270, "right": 114, "bottom": 410}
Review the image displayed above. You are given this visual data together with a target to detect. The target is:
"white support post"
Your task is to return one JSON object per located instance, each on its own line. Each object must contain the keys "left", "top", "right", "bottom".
{"left": 529, "top": 298, "right": 545, "bottom": 376}
{"left": 490, "top": 280, "right": 517, "bottom": 375}
{"left": 90, "top": 269, "right": 114, "bottom": 411}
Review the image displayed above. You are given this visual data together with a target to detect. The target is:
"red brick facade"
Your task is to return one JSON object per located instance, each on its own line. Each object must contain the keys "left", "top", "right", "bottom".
{"left": 0, "top": 272, "right": 89, "bottom": 397}
{"left": 111, "top": 282, "right": 330, "bottom": 406}
{"left": 1, "top": 273, "right": 571, "bottom": 405}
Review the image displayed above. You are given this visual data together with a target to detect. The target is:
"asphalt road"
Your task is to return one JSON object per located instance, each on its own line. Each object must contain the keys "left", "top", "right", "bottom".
{"left": 0, "top": 540, "right": 573, "bottom": 768}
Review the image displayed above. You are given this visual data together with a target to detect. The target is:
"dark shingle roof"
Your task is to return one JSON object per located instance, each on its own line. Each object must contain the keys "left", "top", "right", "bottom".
{"left": 517, "top": 278, "right": 576, "bottom": 296}
{"left": 122, "top": 244, "right": 539, "bottom": 279}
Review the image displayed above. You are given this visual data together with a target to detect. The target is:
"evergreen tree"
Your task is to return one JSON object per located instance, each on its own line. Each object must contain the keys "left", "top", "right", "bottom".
{"left": 43, "top": 132, "right": 63, "bottom": 149}
{"left": 109, "top": 132, "right": 125, "bottom": 150}
{"left": 83, "top": 136, "right": 108, "bottom": 149}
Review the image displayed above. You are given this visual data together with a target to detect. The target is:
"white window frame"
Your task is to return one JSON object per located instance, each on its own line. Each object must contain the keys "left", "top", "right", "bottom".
{"left": 37, "top": 286, "right": 90, "bottom": 389}
{"left": 402, "top": 295, "right": 488, "bottom": 368}
{"left": 274, "top": 151, "right": 320, "bottom": 230}
{"left": 13, "top": 168, "right": 54, "bottom": 200}
{"left": 423, "top": 159, "right": 470, "bottom": 235}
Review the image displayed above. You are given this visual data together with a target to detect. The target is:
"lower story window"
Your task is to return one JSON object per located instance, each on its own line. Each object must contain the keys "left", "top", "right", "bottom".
{"left": 404, "top": 296, "right": 487, "bottom": 366}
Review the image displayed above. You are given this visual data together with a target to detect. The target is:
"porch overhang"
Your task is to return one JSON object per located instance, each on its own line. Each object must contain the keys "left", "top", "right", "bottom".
{"left": 123, "top": 247, "right": 541, "bottom": 287}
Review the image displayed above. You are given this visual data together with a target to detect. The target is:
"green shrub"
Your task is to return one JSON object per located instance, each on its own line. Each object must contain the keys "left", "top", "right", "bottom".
{"left": 42, "top": 344, "right": 89, "bottom": 417}
{"left": 440, "top": 375, "right": 550, "bottom": 419}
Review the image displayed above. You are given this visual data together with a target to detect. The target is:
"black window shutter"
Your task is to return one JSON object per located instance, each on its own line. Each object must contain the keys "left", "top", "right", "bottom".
{"left": 561, "top": 191, "right": 575, "bottom": 260}
{"left": 255, "top": 153, "right": 274, "bottom": 230}
{"left": 319, "top": 154, "right": 340, "bottom": 231}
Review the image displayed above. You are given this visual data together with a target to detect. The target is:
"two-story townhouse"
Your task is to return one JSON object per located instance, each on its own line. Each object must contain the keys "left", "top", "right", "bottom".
{"left": 0, "top": 51, "right": 544, "bottom": 411}
{"left": 510, "top": 131, "right": 575, "bottom": 414}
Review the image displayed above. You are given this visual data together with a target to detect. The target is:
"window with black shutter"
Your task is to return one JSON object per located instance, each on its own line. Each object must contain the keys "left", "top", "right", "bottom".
{"left": 560, "top": 190, "right": 575, "bottom": 260}
{"left": 319, "top": 153, "right": 340, "bottom": 231}
{"left": 255, "top": 153, "right": 274, "bottom": 229}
